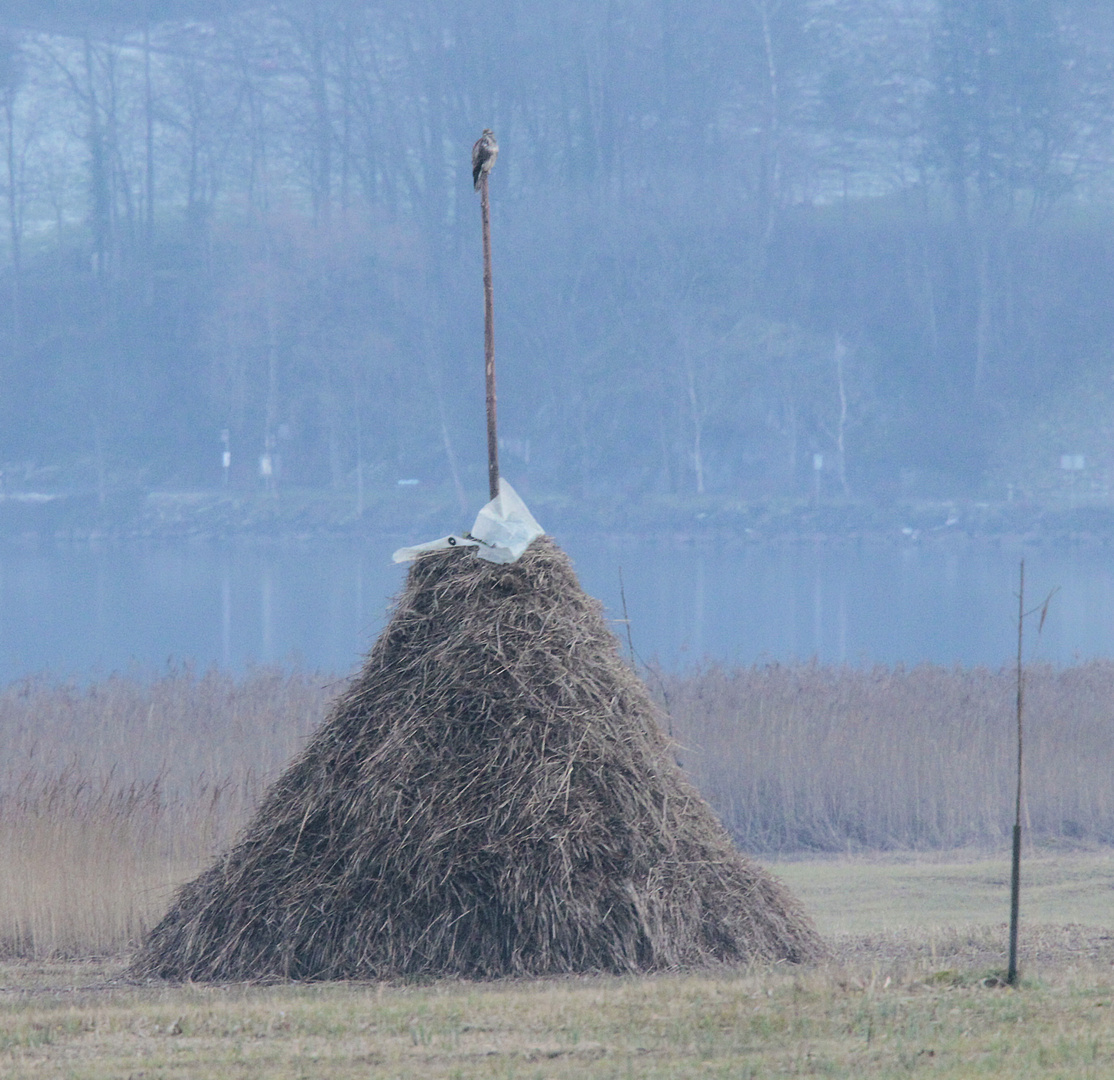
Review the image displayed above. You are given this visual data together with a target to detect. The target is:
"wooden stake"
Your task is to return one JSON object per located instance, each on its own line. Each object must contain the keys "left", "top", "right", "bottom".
{"left": 481, "top": 171, "right": 499, "bottom": 500}
{"left": 1008, "top": 559, "right": 1024, "bottom": 986}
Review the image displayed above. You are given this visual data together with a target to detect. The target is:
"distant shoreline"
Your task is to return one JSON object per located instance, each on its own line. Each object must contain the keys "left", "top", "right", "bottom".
{"left": 3, "top": 487, "right": 1114, "bottom": 545}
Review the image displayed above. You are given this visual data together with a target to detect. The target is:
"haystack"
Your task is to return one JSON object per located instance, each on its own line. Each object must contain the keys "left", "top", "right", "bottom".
{"left": 131, "top": 537, "right": 822, "bottom": 980}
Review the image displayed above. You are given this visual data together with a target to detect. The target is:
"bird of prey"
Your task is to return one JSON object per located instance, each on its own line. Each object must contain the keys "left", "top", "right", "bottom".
{"left": 472, "top": 128, "right": 498, "bottom": 190}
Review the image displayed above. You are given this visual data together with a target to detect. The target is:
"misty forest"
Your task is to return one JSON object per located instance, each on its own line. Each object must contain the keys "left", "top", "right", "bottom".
{"left": 2, "top": 0, "right": 1114, "bottom": 512}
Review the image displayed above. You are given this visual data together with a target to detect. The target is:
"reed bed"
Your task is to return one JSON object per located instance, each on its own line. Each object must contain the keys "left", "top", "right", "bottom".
{"left": 0, "top": 668, "right": 330, "bottom": 959}
{"left": 1, "top": 655, "right": 1112, "bottom": 960}
{"left": 662, "top": 661, "right": 1114, "bottom": 852}
{"left": 0, "top": 665, "right": 332, "bottom": 804}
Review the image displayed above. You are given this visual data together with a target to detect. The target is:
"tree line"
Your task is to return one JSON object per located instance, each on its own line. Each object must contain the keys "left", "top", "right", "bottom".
{"left": 1, "top": 0, "right": 1114, "bottom": 506}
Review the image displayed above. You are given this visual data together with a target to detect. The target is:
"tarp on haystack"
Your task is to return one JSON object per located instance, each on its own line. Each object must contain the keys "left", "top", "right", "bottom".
{"left": 131, "top": 535, "right": 823, "bottom": 981}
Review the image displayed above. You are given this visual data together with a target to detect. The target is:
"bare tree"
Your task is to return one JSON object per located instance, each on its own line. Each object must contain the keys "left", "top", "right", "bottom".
{"left": 0, "top": 33, "right": 25, "bottom": 357}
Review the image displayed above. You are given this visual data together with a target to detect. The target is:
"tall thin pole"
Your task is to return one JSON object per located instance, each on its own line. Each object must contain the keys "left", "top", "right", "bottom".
{"left": 481, "top": 171, "right": 499, "bottom": 500}
{"left": 1008, "top": 559, "right": 1024, "bottom": 986}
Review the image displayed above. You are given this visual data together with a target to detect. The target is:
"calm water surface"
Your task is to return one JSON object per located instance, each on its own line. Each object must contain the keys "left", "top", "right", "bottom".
{"left": 1, "top": 535, "right": 1111, "bottom": 682}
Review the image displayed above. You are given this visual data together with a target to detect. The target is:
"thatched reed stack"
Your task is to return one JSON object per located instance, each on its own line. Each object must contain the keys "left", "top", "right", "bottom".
{"left": 131, "top": 538, "right": 822, "bottom": 981}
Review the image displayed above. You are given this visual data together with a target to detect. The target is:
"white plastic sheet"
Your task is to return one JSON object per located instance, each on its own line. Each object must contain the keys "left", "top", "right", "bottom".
{"left": 392, "top": 478, "right": 544, "bottom": 565}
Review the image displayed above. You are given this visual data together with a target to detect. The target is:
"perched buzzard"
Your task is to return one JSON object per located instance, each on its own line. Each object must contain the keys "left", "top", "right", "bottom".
{"left": 472, "top": 128, "right": 498, "bottom": 191}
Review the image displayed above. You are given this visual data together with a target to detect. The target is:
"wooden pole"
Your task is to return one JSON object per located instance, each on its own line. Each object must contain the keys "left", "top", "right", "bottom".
{"left": 1008, "top": 559, "right": 1024, "bottom": 986}
{"left": 481, "top": 171, "right": 499, "bottom": 500}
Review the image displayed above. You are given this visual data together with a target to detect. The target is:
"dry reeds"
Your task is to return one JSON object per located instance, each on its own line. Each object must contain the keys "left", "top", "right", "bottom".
{"left": 130, "top": 538, "right": 823, "bottom": 982}
{"left": 0, "top": 667, "right": 329, "bottom": 959}
{"left": 665, "top": 661, "right": 1114, "bottom": 852}
{"left": 0, "top": 773, "right": 172, "bottom": 958}
{"left": 0, "top": 665, "right": 330, "bottom": 805}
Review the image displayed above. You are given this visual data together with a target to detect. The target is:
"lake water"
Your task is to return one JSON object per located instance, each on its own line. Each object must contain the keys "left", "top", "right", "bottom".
{"left": 1, "top": 534, "right": 1112, "bottom": 682}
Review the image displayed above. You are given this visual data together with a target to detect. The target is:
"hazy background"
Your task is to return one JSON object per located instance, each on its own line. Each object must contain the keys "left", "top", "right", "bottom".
{"left": 2, "top": 1, "right": 1114, "bottom": 677}
{"left": 2, "top": 0, "right": 1114, "bottom": 504}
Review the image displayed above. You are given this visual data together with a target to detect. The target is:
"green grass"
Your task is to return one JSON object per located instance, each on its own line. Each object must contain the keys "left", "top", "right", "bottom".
{"left": 1, "top": 943, "right": 1112, "bottom": 1078}
{"left": 1, "top": 854, "right": 1111, "bottom": 1078}
{"left": 773, "top": 849, "right": 1114, "bottom": 934}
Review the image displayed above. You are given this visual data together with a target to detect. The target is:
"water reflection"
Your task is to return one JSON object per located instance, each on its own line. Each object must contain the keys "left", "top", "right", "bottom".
{"left": 0, "top": 536, "right": 1110, "bottom": 682}
{"left": 692, "top": 554, "right": 705, "bottom": 660}
{"left": 221, "top": 566, "right": 231, "bottom": 668}
{"left": 261, "top": 565, "right": 273, "bottom": 663}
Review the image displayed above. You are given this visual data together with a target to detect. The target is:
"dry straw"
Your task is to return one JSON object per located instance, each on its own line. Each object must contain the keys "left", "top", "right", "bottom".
{"left": 131, "top": 537, "right": 822, "bottom": 981}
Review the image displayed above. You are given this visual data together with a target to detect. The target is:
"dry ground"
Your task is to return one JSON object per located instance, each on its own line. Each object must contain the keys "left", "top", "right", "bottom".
{"left": 2, "top": 851, "right": 1111, "bottom": 1079}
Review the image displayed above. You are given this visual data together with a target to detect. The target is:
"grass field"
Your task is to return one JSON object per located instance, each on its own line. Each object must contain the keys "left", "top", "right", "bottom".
{"left": 2, "top": 852, "right": 1111, "bottom": 1078}
{"left": 773, "top": 848, "right": 1114, "bottom": 934}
